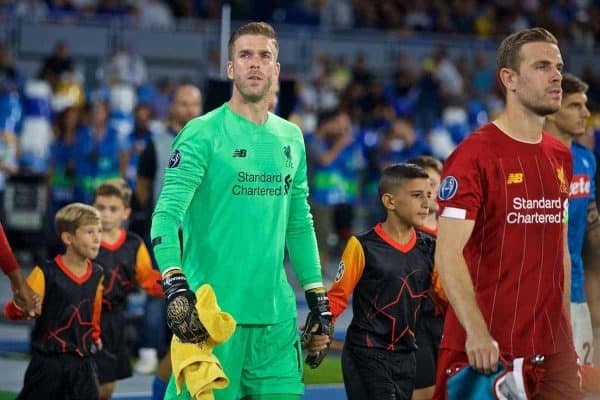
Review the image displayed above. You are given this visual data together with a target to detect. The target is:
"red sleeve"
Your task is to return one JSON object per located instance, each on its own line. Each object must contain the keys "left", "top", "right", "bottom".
{"left": 0, "top": 223, "right": 20, "bottom": 274}
{"left": 92, "top": 276, "right": 103, "bottom": 342}
{"left": 3, "top": 266, "right": 45, "bottom": 320}
{"left": 3, "top": 301, "right": 26, "bottom": 319}
{"left": 327, "top": 236, "right": 365, "bottom": 321}
{"left": 438, "top": 139, "right": 484, "bottom": 221}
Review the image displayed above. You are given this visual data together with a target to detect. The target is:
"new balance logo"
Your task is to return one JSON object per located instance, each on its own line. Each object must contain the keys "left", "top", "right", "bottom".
{"left": 507, "top": 173, "right": 524, "bottom": 184}
{"left": 232, "top": 149, "right": 247, "bottom": 157}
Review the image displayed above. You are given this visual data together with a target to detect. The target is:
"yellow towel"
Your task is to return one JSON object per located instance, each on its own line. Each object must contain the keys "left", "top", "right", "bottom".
{"left": 171, "top": 284, "right": 237, "bottom": 400}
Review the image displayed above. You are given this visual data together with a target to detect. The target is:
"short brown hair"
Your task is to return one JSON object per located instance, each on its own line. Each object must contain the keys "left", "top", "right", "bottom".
{"left": 94, "top": 178, "right": 132, "bottom": 208}
{"left": 55, "top": 203, "right": 101, "bottom": 235}
{"left": 497, "top": 28, "right": 558, "bottom": 93}
{"left": 378, "top": 163, "right": 430, "bottom": 198}
{"left": 561, "top": 73, "right": 589, "bottom": 97}
{"left": 406, "top": 156, "right": 443, "bottom": 175}
{"left": 497, "top": 27, "right": 558, "bottom": 72}
{"left": 228, "top": 22, "right": 279, "bottom": 59}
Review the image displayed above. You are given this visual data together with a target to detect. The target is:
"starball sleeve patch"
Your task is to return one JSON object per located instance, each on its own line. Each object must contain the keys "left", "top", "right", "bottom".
{"left": 439, "top": 176, "right": 459, "bottom": 200}
{"left": 168, "top": 150, "right": 182, "bottom": 168}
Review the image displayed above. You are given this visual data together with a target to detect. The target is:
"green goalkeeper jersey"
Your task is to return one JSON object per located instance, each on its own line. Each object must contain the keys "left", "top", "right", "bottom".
{"left": 151, "top": 103, "right": 323, "bottom": 324}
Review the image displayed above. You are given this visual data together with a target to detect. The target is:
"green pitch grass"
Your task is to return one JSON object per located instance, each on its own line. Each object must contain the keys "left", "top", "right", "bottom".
{"left": 0, "top": 356, "right": 343, "bottom": 400}
{"left": 303, "top": 354, "right": 343, "bottom": 384}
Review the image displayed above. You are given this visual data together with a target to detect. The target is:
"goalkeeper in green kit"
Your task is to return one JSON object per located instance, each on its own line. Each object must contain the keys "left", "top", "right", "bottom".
{"left": 151, "top": 21, "right": 333, "bottom": 400}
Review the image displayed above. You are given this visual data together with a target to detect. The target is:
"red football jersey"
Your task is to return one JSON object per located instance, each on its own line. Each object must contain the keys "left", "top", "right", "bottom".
{"left": 438, "top": 123, "right": 573, "bottom": 357}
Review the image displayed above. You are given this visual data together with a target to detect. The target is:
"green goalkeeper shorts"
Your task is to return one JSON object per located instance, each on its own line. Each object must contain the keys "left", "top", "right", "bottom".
{"left": 164, "top": 317, "right": 304, "bottom": 400}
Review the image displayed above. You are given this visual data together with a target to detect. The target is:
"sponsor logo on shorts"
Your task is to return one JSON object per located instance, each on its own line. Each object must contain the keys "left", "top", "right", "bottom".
{"left": 439, "top": 176, "right": 458, "bottom": 200}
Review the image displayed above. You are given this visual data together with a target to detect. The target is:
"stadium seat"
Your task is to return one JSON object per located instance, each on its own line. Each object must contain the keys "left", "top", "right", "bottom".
{"left": 19, "top": 79, "right": 53, "bottom": 173}
{"left": 109, "top": 83, "right": 136, "bottom": 141}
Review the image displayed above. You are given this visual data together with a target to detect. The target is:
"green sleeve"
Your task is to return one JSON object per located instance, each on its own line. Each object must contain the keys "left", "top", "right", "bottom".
{"left": 150, "top": 121, "right": 212, "bottom": 273}
{"left": 286, "top": 138, "right": 323, "bottom": 288}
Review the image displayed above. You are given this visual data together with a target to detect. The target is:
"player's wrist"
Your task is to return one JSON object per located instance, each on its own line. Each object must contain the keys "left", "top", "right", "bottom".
{"left": 303, "top": 281, "right": 324, "bottom": 291}
{"left": 302, "top": 287, "right": 334, "bottom": 369}
{"left": 305, "top": 287, "right": 329, "bottom": 312}
{"left": 162, "top": 267, "right": 182, "bottom": 278}
{"left": 304, "top": 287, "right": 329, "bottom": 308}
{"left": 6, "top": 269, "right": 24, "bottom": 288}
{"left": 465, "top": 322, "right": 493, "bottom": 341}
{"left": 161, "top": 269, "right": 192, "bottom": 300}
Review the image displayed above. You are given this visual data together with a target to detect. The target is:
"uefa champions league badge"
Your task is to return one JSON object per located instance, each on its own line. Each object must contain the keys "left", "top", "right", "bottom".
{"left": 439, "top": 176, "right": 458, "bottom": 200}
{"left": 335, "top": 261, "right": 345, "bottom": 282}
{"left": 168, "top": 150, "right": 181, "bottom": 168}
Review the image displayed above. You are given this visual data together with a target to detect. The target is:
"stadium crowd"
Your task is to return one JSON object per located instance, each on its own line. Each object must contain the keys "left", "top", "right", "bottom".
{"left": 0, "top": 0, "right": 599, "bottom": 46}
{"left": 1, "top": 30, "right": 600, "bottom": 263}
{"left": 0, "top": 5, "right": 600, "bottom": 399}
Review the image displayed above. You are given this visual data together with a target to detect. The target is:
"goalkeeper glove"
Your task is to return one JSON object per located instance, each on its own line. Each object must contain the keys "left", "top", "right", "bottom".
{"left": 301, "top": 287, "right": 334, "bottom": 368}
{"left": 162, "top": 269, "right": 208, "bottom": 344}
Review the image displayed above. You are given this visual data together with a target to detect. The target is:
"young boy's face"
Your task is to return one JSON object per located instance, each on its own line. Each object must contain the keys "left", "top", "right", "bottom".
{"left": 424, "top": 167, "right": 441, "bottom": 215}
{"left": 93, "top": 195, "right": 130, "bottom": 233}
{"left": 384, "top": 177, "right": 431, "bottom": 227}
{"left": 64, "top": 223, "right": 102, "bottom": 260}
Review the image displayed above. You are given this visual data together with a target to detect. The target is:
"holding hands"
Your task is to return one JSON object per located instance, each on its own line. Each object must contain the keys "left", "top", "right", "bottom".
{"left": 301, "top": 287, "right": 334, "bottom": 368}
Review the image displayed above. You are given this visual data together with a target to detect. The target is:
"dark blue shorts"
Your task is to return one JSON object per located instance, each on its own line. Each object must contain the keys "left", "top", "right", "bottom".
{"left": 18, "top": 353, "right": 99, "bottom": 400}
{"left": 414, "top": 313, "right": 444, "bottom": 388}
{"left": 342, "top": 343, "right": 416, "bottom": 400}
{"left": 93, "top": 309, "right": 132, "bottom": 384}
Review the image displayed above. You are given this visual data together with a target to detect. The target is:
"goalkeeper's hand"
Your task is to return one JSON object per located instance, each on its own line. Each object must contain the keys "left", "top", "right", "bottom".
{"left": 162, "top": 269, "right": 208, "bottom": 344}
{"left": 301, "top": 287, "right": 334, "bottom": 368}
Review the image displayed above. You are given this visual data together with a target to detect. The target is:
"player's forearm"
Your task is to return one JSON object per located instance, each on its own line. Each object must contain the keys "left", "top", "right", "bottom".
{"left": 151, "top": 211, "right": 183, "bottom": 274}
{"left": 437, "top": 249, "right": 488, "bottom": 336}
{"left": 6, "top": 269, "right": 25, "bottom": 290}
{"left": 150, "top": 165, "right": 199, "bottom": 273}
{"left": 287, "top": 224, "right": 322, "bottom": 288}
{"left": 150, "top": 192, "right": 188, "bottom": 273}
{"left": 287, "top": 155, "right": 322, "bottom": 286}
